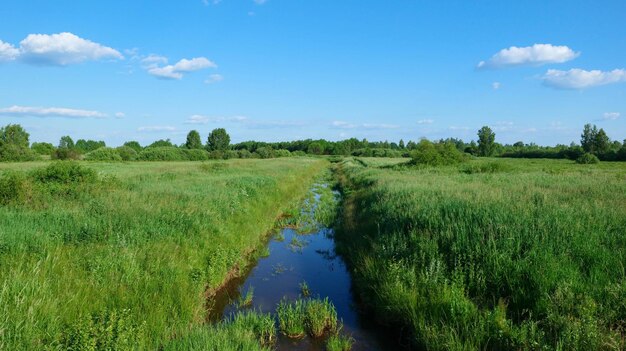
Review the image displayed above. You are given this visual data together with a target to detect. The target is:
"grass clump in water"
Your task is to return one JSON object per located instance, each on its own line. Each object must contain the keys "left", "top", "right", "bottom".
{"left": 277, "top": 298, "right": 338, "bottom": 338}
{"left": 237, "top": 286, "right": 255, "bottom": 308}
{"left": 326, "top": 333, "right": 355, "bottom": 351}
{"left": 299, "top": 281, "right": 311, "bottom": 297}
{"left": 277, "top": 298, "right": 307, "bottom": 338}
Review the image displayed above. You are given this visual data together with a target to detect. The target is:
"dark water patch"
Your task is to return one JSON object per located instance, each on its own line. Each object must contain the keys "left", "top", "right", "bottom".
{"left": 208, "top": 184, "right": 397, "bottom": 350}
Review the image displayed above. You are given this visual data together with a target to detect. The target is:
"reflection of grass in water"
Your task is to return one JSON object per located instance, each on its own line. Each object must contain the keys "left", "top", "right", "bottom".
{"left": 289, "top": 236, "right": 308, "bottom": 252}
{"left": 271, "top": 263, "right": 289, "bottom": 276}
{"left": 299, "top": 281, "right": 311, "bottom": 297}
{"left": 274, "top": 231, "right": 285, "bottom": 242}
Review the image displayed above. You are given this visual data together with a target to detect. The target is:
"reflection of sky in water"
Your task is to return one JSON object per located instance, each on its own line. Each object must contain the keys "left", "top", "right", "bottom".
{"left": 212, "top": 186, "right": 393, "bottom": 351}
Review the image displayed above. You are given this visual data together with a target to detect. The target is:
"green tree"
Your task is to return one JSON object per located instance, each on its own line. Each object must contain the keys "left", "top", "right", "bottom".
{"left": 185, "top": 130, "right": 202, "bottom": 149}
{"left": 206, "top": 128, "right": 230, "bottom": 151}
{"left": 581, "top": 124, "right": 597, "bottom": 153}
{"left": 31, "top": 142, "right": 55, "bottom": 155}
{"left": 123, "top": 141, "right": 143, "bottom": 152}
{"left": 307, "top": 142, "right": 324, "bottom": 155}
{"left": 0, "top": 124, "right": 30, "bottom": 148}
{"left": 59, "top": 136, "right": 75, "bottom": 149}
{"left": 594, "top": 128, "right": 610, "bottom": 155}
{"left": 399, "top": 139, "right": 405, "bottom": 149}
{"left": 477, "top": 126, "right": 496, "bottom": 156}
{"left": 149, "top": 139, "right": 174, "bottom": 148}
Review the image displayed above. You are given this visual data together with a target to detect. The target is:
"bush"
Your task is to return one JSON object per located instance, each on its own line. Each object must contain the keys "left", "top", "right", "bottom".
{"left": 576, "top": 153, "right": 600, "bottom": 164}
{"left": 0, "top": 171, "right": 30, "bottom": 205}
{"left": 223, "top": 150, "right": 240, "bottom": 159}
{"left": 115, "top": 146, "right": 138, "bottom": 161}
{"left": 31, "top": 162, "right": 97, "bottom": 184}
{"left": 52, "top": 147, "right": 81, "bottom": 160}
{"left": 31, "top": 142, "right": 56, "bottom": 155}
{"left": 137, "top": 147, "right": 187, "bottom": 161}
{"left": 274, "top": 149, "right": 292, "bottom": 158}
{"left": 292, "top": 150, "right": 307, "bottom": 157}
{"left": 255, "top": 147, "right": 274, "bottom": 159}
{"left": 0, "top": 144, "right": 38, "bottom": 162}
{"left": 84, "top": 147, "right": 123, "bottom": 161}
{"left": 182, "top": 149, "right": 210, "bottom": 161}
{"left": 410, "top": 140, "right": 468, "bottom": 166}
{"left": 238, "top": 149, "right": 253, "bottom": 159}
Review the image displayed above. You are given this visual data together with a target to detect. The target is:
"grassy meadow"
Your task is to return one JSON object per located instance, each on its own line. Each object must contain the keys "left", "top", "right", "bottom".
{"left": 336, "top": 157, "right": 626, "bottom": 350}
{"left": 0, "top": 158, "right": 326, "bottom": 350}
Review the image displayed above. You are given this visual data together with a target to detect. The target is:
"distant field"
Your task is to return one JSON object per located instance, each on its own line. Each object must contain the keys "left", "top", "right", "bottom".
{"left": 0, "top": 159, "right": 326, "bottom": 350}
{"left": 336, "top": 157, "right": 626, "bottom": 350}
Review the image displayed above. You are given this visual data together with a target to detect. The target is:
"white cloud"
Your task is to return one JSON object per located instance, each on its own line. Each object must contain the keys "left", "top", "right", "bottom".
{"left": 601, "top": 112, "right": 620, "bottom": 121}
{"left": 115, "top": 112, "right": 125, "bottom": 118}
{"left": 0, "top": 40, "right": 19, "bottom": 62}
{"left": 148, "top": 66, "right": 183, "bottom": 79}
{"left": 185, "top": 114, "right": 248, "bottom": 124}
{"left": 417, "top": 119, "right": 434, "bottom": 124}
{"left": 331, "top": 120, "right": 399, "bottom": 129}
{"left": 146, "top": 56, "right": 216, "bottom": 80}
{"left": 137, "top": 126, "right": 177, "bottom": 132}
{"left": 448, "top": 126, "right": 470, "bottom": 131}
{"left": 492, "top": 82, "right": 501, "bottom": 90}
{"left": 0, "top": 105, "right": 106, "bottom": 118}
{"left": 141, "top": 54, "right": 168, "bottom": 68}
{"left": 478, "top": 44, "right": 578, "bottom": 69}
{"left": 205, "top": 74, "right": 224, "bottom": 84}
{"left": 542, "top": 68, "right": 626, "bottom": 89}
{"left": 17, "top": 32, "right": 123, "bottom": 65}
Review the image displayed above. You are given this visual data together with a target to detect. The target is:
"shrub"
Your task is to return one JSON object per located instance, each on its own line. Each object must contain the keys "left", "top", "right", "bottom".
{"left": 84, "top": 147, "right": 123, "bottom": 161}
{"left": 576, "top": 153, "right": 599, "bottom": 164}
{"left": 31, "top": 142, "right": 56, "bottom": 155}
{"left": 208, "top": 150, "right": 225, "bottom": 160}
{"left": 137, "top": 147, "right": 187, "bottom": 161}
{"left": 31, "top": 162, "right": 97, "bottom": 184}
{"left": 0, "top": 171, "right": 30, "bottom": 205}
{"left": 115, "top": 146, "right": 138, "bottom": 161}
{"left": 410, "top": 140, "right": 467, "bottom": 166}
{"left": 255, "top": 147, "right": 274, "bottom": 159}
{"left": 292, "top": 150, "right": 307, "bottom": 157}
{"left": 223, "top": 150, "right": 240, "bottom": 160}
{"left": 52, "top": 147, "right": 81, "bottom": 160}
{"left": 182, "top": 148, "right": 210, "bottom": 161}
{"left": 0, "top": 144, "right": 38, "bottom": 162}
{"left": 238, "top": 149, "right": 253, "bottom": 159}
{"left": 274, "top": 149, "right": 292, "bottom": 158}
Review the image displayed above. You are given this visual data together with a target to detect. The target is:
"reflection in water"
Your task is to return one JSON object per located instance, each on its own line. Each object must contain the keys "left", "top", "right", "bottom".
{"left": 208, "top": 185, "right": 395, "bottom": 350}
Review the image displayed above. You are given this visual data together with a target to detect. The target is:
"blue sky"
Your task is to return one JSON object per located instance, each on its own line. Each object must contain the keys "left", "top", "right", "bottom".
{"left": 1, "top": 0, "right": 625, "bottom": 146}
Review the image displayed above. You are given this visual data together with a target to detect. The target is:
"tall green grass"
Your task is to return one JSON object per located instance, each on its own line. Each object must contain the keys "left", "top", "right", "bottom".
{"left": 0, "top": 158, "right": 326, "bottom": 349}
{"left": 336, "top": 157, "right": 626, "bottom": 350}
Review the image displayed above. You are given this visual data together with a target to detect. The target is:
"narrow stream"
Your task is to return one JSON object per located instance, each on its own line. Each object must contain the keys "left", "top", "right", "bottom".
{"left": 208, "top": 183, "right": 394, "bottom": 350}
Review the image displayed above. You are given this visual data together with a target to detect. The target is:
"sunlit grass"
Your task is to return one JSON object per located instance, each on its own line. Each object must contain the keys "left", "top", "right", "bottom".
{"left": 0, "top": 158, "right": 326, "bottom": 349}
{"left": 336, "top": 157, "right": 626, "bottom": 350}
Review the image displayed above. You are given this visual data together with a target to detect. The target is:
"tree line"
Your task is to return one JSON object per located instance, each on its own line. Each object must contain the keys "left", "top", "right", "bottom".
{"left": 1, "top": 123, "right": 624, "bottom": 162}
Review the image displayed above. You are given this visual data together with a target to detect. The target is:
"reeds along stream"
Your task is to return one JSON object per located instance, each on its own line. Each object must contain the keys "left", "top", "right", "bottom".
{"left": 206, "top": 182, "right": 393, "bottom": 351}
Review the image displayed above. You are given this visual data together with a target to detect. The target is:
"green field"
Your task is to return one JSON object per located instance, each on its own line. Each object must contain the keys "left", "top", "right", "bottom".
{"left": 0, "top": 159, "right": 326, "bottom": 350}
{"left": 336, "top": 157, "right": 626, "bottom": 350}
